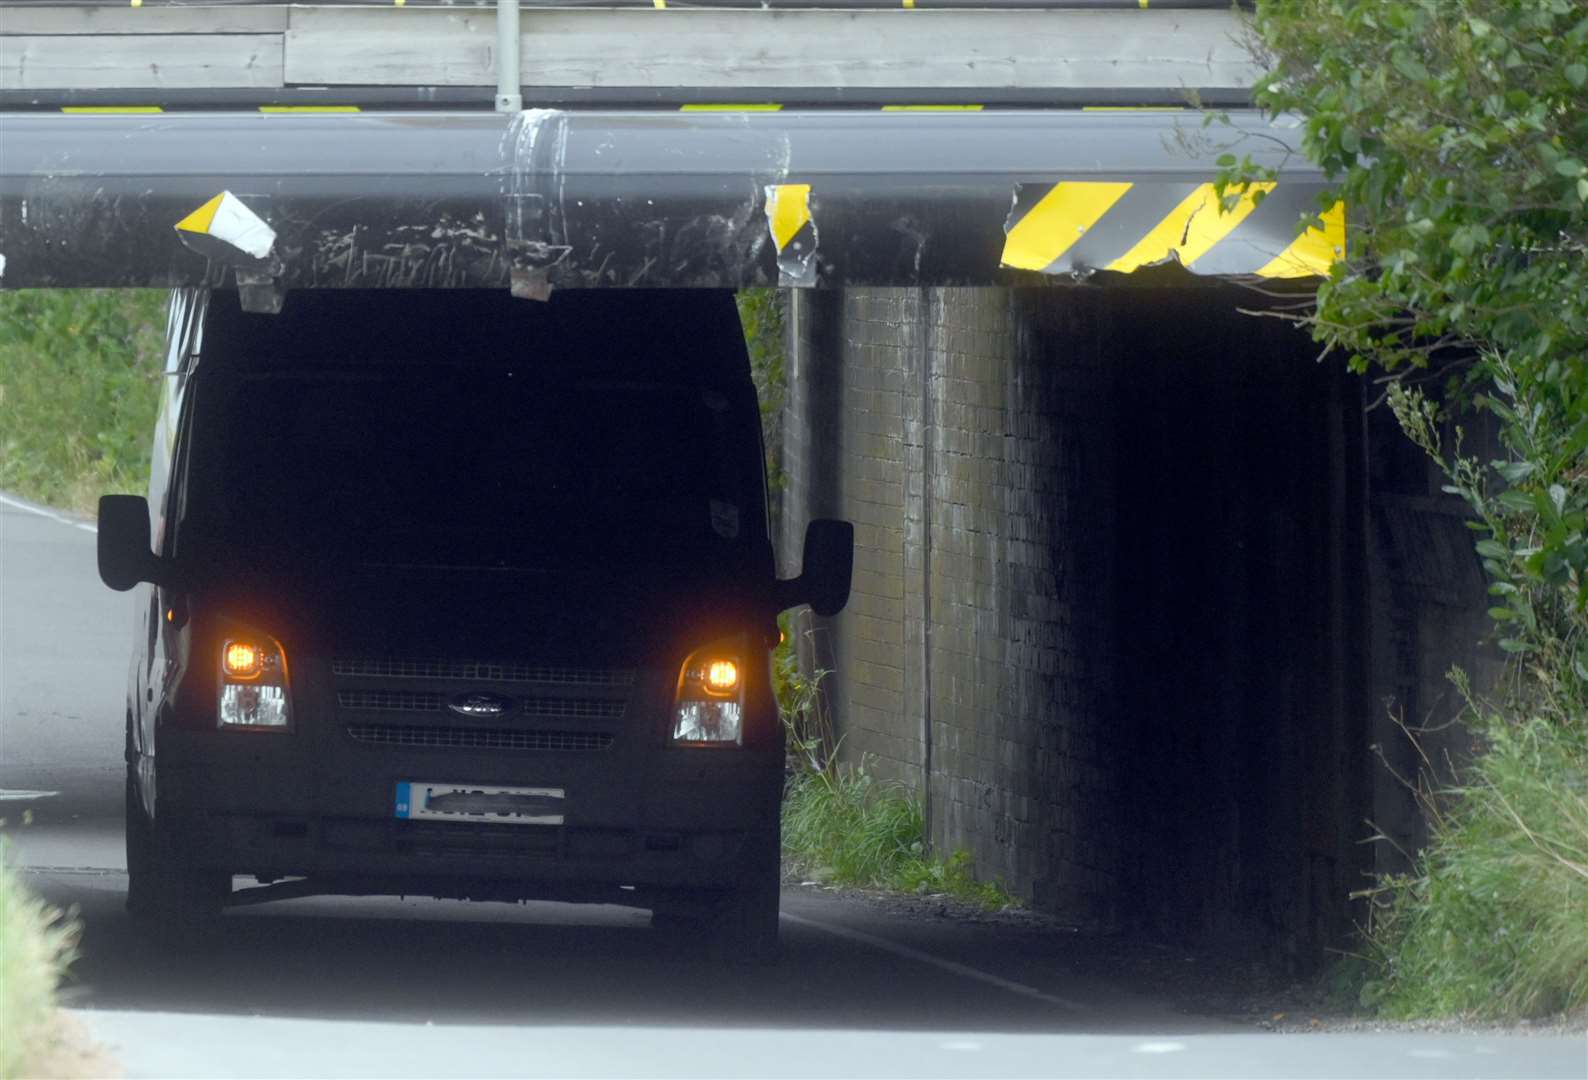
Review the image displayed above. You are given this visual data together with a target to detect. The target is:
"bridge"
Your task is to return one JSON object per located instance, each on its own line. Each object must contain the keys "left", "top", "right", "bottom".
{"left": 0, "top": 0, "right": 1338, "bottom": 300}
{"left": 0, "top": 1, "right": 1483, "bottom": 970}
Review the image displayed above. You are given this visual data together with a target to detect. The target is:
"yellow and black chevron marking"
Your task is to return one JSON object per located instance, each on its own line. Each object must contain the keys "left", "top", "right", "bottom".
{"left": 1000, "top": 181, "right": 1345, "bottom": 278}
{"left": 1255, "top": 201, "right": 1348, "bottom": 279}
{"left": 765, "top": 182, "right": 817, "bottom": 285}
{"left": 767, "top": 183, "right": 812, "bottom": 253}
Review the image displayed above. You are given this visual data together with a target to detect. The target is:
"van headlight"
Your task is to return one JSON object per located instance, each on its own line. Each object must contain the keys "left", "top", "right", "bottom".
{"left": 671, "top": 637, "right": 744, "bottom": 746}
{"left": 218, "top": 634, "right": 292, "bottom": 730}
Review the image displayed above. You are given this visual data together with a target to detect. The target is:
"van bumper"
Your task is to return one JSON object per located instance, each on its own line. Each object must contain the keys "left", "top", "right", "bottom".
{"left": 151, "top": 735, "right": 782, "bottom": 900}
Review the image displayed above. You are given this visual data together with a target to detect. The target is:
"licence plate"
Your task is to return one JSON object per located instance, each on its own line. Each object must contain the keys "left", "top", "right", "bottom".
{"left": 395, "top": 781, "right": 565, "bottom": 825}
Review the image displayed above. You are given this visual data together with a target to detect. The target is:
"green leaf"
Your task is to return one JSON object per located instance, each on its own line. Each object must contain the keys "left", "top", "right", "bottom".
{"left": 1567, "top": 62, "right": 1587, "bottom": 87}
{"left": 1555, "top": 158, "right": 1586, "bottom": 178}
{"left": 1498, "top": 489, "right": 1536, "bottom": 513}
{"left": 1494, "top": 460, "right": 1536, "bottom": 484}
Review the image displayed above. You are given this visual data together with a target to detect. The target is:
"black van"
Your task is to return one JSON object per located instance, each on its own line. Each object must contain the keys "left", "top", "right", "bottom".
{"left": 97, "top": 288, "right": 851, "bottom": 962}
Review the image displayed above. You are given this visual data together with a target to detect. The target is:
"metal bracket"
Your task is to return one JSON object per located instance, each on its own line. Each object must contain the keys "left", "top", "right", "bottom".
{"left": 504, "top": 191, "right": 570, "bottom": 301}
{"left": 235, "top": 269, "right": 285, "bottom": 314}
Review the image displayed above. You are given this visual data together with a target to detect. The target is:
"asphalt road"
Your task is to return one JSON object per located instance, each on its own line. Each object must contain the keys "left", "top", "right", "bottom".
{"left": 2, "top": 493, "right": 1583, "bottom": 1080}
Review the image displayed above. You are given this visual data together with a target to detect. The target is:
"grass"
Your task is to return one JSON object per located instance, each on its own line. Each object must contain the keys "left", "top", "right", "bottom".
{"left": 774, "top": 613, "right": 1014, "bottom": 909}
{"left": 0, "top": 839, "right": 79, "bottom": 1080}
{"left": 0, "top": 289, "right": 166, "bottom": 512}
{"left": 782, "top": 764, "right": 1015, "bottom": 910}
{"left": 1358, "top": 709, "right": 1588, "bottom": 1020}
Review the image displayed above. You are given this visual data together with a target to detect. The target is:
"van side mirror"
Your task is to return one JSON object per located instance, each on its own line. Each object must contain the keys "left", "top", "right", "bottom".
{"left": 97, "top": 495, "right": 164, "bottom": 591}
{"left": 775, "top": 519, "right": 854, "bottom": 617}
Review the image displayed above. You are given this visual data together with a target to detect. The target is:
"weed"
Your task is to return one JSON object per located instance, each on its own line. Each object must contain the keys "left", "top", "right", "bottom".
{"left": 781, "top": 763, "right": 1014, "bottom": 910}
{"left": 773, "top": 614, "right": 1013, "bottom": 908}
{"left": 0, "top": 841, "right": 79, "bottom": 1080}
{"left": 1358, "top": 704, "right": 1588, "bottom": 1019}
{"left": 774, "top": 610, "right": 835, "bottom": 774}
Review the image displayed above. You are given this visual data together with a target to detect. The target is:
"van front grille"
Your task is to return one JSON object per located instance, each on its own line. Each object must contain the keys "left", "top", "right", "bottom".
{"left": 338, "top": 690, "right": 443, "bottom": 713}
{"left": 335, "top": 690, "right": 625, "bottom": 721}
{"left": 346, "top": 724, "right": 614, "bottom": 752}
{"left": 332, "top": 659, "right": 634, "bottom": 687}
{"left": 519, "top": 698, "right": 626, "bottom": 720}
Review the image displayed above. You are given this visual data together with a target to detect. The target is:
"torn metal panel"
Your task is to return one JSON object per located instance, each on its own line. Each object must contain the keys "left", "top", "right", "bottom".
{"left": 764, "top": 183, "right": 816, "bottom": 287}
{"left": 0, "top": 109, "right": 1331, "bottom": 290}
{"left": 174, "top": 190, "right": 277, "bottom": 261}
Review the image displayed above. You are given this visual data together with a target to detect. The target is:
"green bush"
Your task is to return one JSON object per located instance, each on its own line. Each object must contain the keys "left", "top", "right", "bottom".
{"left": 0, "top": 289, "right": 166, "bottom": 511}
{"left": 1234, "top": 0, "right": 1588, "bottom": 1020}
{"left": 0, "top": 842, "right": 78, "bottom": 1080}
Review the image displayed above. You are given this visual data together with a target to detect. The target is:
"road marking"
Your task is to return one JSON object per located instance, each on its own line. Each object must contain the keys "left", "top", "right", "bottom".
{"left": 0, "top": 492, "right": 97, "bottom": 533}
{"left": 0, "top": 789, "right": 59, "bottom": 801}
{"left": 780, "top": 910, "right": 1092, "bottom": 1013}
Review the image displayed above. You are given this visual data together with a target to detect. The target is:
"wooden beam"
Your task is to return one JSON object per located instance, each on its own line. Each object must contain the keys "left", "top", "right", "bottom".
{"left": 1, "top": 35, "right": 285, "bottom": 89}
{"left": 0, "top": 5, "right": 288, "bottom": 35}
{"left": 0, "top": 5, "right": 1258, "bottom": 93}
{"left": 284, "top": 7, "right": 1260, "bottom": 89}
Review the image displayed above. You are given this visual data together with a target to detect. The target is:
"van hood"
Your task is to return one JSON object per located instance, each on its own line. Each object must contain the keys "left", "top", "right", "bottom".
{"left": 196, "top": 562, "right": 770, "bottom": 667}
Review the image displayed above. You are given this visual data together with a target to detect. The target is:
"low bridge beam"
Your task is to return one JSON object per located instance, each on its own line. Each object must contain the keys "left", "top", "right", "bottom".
{"left": 0, "top": 109, "right": 1337, "bottom": 295}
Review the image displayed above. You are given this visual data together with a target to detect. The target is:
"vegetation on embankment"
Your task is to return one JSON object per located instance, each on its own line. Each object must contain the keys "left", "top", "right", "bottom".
{"left": 0, "top": 289, "right": 166, "bottom": 513}
{"left": 1234, "top": 0, "right": 1588, "bottom": 1020}
{"left": 0, "top": 841, "right": 81, "bottom": 1080}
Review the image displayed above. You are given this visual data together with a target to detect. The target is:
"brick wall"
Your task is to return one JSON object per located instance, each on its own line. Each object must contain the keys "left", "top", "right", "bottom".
{"left": 784, "top": 286, "right": 1127, "bottom": 927}
{"left": 781, "top": 283, "right": 1423, "bottom": 963}
{"left": 1365, "top": 406, "right": 1503, "bottom": 877}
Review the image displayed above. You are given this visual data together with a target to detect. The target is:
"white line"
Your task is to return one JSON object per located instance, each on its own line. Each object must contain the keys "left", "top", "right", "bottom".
{"left": 0, "top": 492, "right": 97, "bottom": 533}
{"left": 0, "top": 789, "right": 60, "bottom": 801}
{"left": 780, "top": 910, "right": 1092, "bottom": 1014}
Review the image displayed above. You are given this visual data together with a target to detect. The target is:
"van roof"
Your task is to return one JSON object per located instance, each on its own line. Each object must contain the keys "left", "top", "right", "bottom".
{"left": 199, "top": 288, "right": 752, "bottom": 384}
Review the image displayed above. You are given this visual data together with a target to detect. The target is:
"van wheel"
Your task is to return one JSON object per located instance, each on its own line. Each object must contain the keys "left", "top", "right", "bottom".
{"left": 708, "top": 830, "right": 782, "bottom": 966}
{"left": 125, "top": 768, "right": 227, "bottom": 946}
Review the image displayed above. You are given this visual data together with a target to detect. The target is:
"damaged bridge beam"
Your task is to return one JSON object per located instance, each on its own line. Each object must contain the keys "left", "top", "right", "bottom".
{"left": 0, "top": 109, "right": 1339, "bottom": 292}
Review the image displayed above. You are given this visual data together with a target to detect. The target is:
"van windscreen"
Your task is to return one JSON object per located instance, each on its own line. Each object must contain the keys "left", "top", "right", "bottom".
{"left": 186, "top": 370, "right": 748, "bottom": 572}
